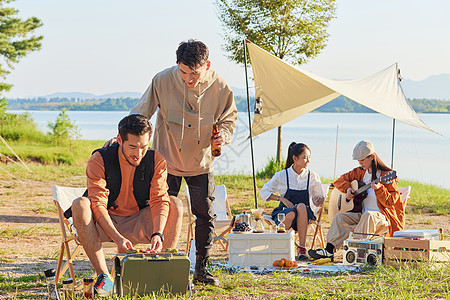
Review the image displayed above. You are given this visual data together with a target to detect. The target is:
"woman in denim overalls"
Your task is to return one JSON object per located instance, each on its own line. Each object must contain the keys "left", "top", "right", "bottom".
{"left": 259, "top": 142, "right": 325, "bottom": 260}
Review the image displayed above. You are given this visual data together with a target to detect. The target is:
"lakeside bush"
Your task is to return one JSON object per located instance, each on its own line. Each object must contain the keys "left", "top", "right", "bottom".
{"left": 47, "top": 110, "right": 80, "bottom": 150}
{"left": 0, "top": 111, "right": 99, "bottom": 164}
{"left": 0, "top": 112, "right": 49, "bottom": 142}
{"left": 256, "top": 157, "right": 286, "bottom": 179}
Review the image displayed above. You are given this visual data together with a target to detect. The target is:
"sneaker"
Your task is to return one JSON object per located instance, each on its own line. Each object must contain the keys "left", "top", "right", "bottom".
{"left": 296, "top": 247, "right": 309, "bottom": 261}
{"left": 94, "top": 273, "right": 114, "bottom": 297}
{"left": 308, "top": 248, "right": 334, "bottom": 261}
{"left": 296, "top": 254, "right": 309, "bottom": 261}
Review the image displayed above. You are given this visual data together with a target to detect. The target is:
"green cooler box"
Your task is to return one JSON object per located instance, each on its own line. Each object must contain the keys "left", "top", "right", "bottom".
{"left": 114, "top": 253, "right": 190, "bottom": 297}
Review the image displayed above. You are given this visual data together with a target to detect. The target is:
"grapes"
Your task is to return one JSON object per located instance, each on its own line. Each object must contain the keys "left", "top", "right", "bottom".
{"left": 232, "top": 222, "right": 252, "bottom": 232}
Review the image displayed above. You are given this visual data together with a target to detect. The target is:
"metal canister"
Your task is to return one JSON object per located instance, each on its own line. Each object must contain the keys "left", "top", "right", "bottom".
{"left": 237, "top": 213, "right": 251, "bottom": 225}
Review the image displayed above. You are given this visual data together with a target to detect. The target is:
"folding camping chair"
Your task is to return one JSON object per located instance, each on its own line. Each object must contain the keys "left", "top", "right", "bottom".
{"left": 185, "top": 184, "right": 235, "bottom": 252}
{"left": 399, "top": 186, "right": 411, "bottom": 208}
{"left": 308, "top": 183, "right": 331, "bottom": 249}
{"left": 372, "top": 185, "right": 411, "bottom": 235}
{"left": 52, "top": 185, "right": 115, "bottom": 286}
{"left": 52, "top": 185, "right": 86, "bottom": 285}
{"left": 261, "top": 183, "right": 330, "bottom": 250}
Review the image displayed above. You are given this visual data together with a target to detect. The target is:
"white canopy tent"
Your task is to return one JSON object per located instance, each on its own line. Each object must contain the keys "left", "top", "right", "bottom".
{"left": 246, "top": 40, "right": 437, "bottom": 137}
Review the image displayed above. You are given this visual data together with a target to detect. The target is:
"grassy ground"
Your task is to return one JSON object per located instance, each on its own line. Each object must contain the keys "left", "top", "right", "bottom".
{"left": 0, "top": 123, "right": 449, "bottom": 299}
{"left": 1, "top": 162, "right": 449, "bottom": 299}
{"left": 1, "top": 262, "right": 449, "bottom": 299}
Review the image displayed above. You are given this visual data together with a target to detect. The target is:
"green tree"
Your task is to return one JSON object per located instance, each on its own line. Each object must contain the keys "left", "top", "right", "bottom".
{"left": 48, "top": 110, "right": 80, "bottom": 150}
{"left": 215, "top": 0, "right": 336, "bottom": 165}
{"left": 0, "top": 0, "right": 43, "bottom": 101}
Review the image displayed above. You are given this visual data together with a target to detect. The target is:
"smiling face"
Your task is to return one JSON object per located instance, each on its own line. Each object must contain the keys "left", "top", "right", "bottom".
{"left": 358, "top": 154, "right": 374, "bottom": 171}
{"left": 178, "top": 61, "right": 210, "bottom": 88}
{"left": 117, "top": 133, "right": 150, "bottom": 167}
{"left": 292, "top": 148, "right": 311, "bottom": 173}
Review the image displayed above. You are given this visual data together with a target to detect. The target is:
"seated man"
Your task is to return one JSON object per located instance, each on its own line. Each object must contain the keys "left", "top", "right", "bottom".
{"left": 309, "top": 140, "right": 404, "bottom": 261}
{"left": 72, "top": 114, "right": 183, "bottom": 296}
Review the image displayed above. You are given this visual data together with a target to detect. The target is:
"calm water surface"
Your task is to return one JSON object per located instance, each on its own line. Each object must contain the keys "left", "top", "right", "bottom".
{"left": 9, "top": 110, "right": 450, "bottom": 189}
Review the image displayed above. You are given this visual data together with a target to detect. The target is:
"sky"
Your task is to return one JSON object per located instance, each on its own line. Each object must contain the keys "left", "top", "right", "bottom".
{"left": 4, "top": 0, "right": 450, "bottom": 98}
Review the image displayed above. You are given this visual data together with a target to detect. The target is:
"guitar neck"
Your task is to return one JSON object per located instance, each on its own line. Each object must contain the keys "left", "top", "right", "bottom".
{"left": 354, "top": 178, "right": 381, "bottom": 196}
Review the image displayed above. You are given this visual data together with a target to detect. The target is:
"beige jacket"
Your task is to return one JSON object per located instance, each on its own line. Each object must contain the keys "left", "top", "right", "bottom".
{"left": 132, "top": 66, "right": 237, "bottom": 176}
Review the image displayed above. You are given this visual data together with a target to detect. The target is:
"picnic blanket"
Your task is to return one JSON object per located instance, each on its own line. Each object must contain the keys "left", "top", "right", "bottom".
{"left": 208, "top": 261, "right": 362, "bottom": 275}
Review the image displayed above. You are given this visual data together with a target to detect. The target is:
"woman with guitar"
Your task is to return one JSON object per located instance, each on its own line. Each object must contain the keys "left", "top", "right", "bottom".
{"left": 259, "top": 142, "right": 326, "bottom": 260}
{"left": 309, "top": 140, "right": 404, "bottom": 261}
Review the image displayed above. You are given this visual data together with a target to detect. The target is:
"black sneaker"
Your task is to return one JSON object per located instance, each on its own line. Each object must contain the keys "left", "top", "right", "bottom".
{"left": 308, "top": 248, "right": 334, "bottom": 261}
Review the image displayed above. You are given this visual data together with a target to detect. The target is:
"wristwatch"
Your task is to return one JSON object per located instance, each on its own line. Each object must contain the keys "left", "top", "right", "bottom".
{"left": 151, "top": 232, "right": 164, "bottom": 242}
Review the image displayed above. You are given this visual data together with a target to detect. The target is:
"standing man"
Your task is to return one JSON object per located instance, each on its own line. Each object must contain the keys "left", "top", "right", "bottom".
{"left": 131, "top": 39, "right": 237, "bottom": 285}
{"left": 72, "top": 114, "right": 183, "bottom": 296}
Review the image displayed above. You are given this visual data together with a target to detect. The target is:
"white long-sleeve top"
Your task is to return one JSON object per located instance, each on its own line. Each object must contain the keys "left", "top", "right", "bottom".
{"left": 259, "top": 167, "right": 324, "bottom": 211}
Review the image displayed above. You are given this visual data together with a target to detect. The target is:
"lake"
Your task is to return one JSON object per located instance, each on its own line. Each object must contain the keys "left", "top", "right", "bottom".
{"left": 8, "top": 110, "right": 450, "bottom": 189}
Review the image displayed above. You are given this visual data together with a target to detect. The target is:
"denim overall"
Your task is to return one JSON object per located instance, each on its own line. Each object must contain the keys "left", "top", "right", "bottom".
{"left": 271, "top": 169, "right": 316, "bottom": 227}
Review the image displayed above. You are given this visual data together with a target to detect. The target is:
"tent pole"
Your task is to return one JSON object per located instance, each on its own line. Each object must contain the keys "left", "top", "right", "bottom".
{"left": 243, "top": 39, "right": 258, "bottom": 209}
{"left": 391, "top": 119, "right": 396, "bottom": 169}
{"left": 333, "top": 125, "right": 339, "bottom": 180}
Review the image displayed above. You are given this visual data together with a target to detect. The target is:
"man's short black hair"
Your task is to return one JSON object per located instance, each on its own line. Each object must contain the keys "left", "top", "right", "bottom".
{"left": 176, "top": 39, "right": 209, "bottom": 69}
{"left": 118, "top": 114, "right": 153, "bottom": 141}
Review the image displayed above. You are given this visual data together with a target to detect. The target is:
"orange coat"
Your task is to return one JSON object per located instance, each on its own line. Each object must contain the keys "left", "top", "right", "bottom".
{"left": 333, "top": 167, "right": 404, "bottom": 236}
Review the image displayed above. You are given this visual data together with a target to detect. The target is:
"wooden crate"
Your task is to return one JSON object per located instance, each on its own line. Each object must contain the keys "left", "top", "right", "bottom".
{"left": 384, "top": 237, "right": 450, "bottom": 263}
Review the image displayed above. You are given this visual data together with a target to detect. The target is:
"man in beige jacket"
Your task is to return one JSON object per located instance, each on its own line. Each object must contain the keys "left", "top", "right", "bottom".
{"left": 131, "top": 39, "right": 237, "bottom": 285}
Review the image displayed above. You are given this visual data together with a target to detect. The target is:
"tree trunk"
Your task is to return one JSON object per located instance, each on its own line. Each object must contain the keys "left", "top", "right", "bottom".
{"left": 276, "top": 125, "right": 282, "bottom": 166}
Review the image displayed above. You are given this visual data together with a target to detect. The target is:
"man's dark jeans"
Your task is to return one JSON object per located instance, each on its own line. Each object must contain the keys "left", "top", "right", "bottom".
{"left": 167, "top": 173, "right": 216, "bottom": 257}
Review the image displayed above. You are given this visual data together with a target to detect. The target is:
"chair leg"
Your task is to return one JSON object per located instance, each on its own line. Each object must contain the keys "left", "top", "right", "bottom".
{"left": 59, "top": 243, "right": 81, "bottom": 286}
{"left": 185, "top": 229, "right": 191, "bottom": 252}
{"left": 311, "top": 224, "right": 319, "bottom": 250}
{"left": 311, "top": 223, "right": 325, "bottom": 249}
{"left": 214, "top": 224, "right": 234, "bottom": 251}
{"left": 55, "top": 242, "right": 66, "bottom": 282}
{"left": 216, "top": 237, "right": 227, "bottom": 251}
{"left": 186, "top": 221, "right": 195, "bottom": 252}
{"left": 318, "top": 226, "right": 325, "bottom": 248}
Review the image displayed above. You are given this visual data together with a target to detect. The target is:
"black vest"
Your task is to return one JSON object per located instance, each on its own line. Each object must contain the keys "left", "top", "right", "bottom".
{"left": 94, "top": 142, "right": 155, "bottom": 211}
{"left": 64, "top": 143, "right": 156, "bottom": 218}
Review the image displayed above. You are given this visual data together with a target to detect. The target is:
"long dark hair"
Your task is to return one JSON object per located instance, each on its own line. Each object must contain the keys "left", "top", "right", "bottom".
{"left": 370, "top": 153, "right": 392, "bottom": 181}
{"left": 285, "top": 142, "right": 310, "bottom": 169}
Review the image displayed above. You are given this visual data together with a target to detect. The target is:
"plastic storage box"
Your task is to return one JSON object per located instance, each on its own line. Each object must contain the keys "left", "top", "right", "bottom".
{"left": 228, "top": 231, "right": 295, "bottom": 267}
{"left": 392, "top": 229, "right": 440, "bottom": 240}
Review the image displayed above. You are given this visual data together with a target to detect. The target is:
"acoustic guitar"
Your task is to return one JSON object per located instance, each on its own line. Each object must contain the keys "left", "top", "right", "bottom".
{"left": 328, "top": 170, "right": 397, "bottom": 222}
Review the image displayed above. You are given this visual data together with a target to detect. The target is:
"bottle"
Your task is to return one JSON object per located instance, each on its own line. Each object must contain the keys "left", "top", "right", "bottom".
{"left": 211, "top": 123, "right": 221, "bottom": 157}
{"left": 83, "top": 277, "right": 94, "bottom": 299}
{"left": 62, "top": 278, "right": 74, "bottom": 300}
{"left": 44, "top": 268, "right": 61, "bottom": 300}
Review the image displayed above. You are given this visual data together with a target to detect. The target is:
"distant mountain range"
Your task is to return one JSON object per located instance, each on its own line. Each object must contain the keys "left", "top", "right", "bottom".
{"left": 41, "top": 91, "right": 142, "bottom": 100}
{"left": 401, "top": 74, "right": 450, "bottom": 100}
{"left": 9, "top": 74, "right": 450, "bottom": 100}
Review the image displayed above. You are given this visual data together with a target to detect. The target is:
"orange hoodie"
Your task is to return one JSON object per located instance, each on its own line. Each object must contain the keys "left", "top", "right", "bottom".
{"left": 86, "top": 149, "right": 170, "bottom": 223}
{"left": 333, "top": 167, "right": 404, "bottom": 236}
